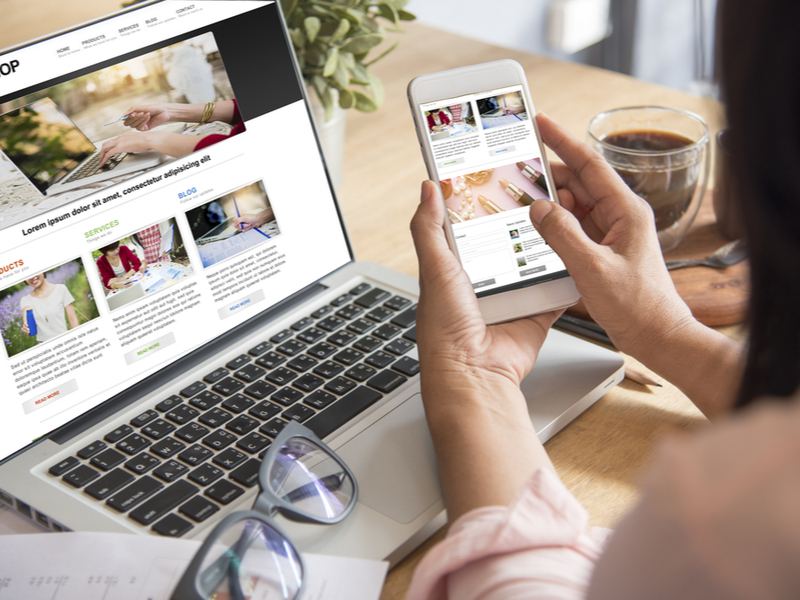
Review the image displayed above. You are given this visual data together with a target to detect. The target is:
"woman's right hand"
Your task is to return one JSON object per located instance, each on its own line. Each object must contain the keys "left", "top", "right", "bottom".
{"left": 123, "top": 105, "right": 171, "bottom": 131}
{"left": 530, "top": 114, "right": 696, "bottom": 358}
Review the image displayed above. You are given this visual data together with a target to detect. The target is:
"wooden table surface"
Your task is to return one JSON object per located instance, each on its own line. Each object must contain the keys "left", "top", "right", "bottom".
{"left": 3, "top": 9, "right": 738, "bottom": 600}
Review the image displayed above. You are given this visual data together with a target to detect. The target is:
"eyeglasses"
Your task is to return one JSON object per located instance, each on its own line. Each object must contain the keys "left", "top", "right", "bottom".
{"left": 171, "top": 421, "right": 358, "bottom": 600}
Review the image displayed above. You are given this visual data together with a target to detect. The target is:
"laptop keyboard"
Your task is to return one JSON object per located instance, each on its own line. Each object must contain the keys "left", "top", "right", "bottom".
{"left": 61, "top": 151, "right": 128, "bottom": 184}
{"left": 47, "top": 284, "right": 418, "bottom": 537}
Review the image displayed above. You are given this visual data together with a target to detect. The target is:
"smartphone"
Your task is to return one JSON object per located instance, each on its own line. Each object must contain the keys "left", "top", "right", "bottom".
{"left": 407, "top": 59, "right": 580, "bottom": 324}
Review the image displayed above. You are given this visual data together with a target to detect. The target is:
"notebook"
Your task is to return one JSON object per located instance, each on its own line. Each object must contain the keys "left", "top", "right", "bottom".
{"left": 0, "top": 0, "right": 623, "bottom": 565}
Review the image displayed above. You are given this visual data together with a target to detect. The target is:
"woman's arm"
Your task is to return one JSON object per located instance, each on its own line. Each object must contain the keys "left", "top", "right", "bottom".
{"left": 532, "top": 114, "right": 744, "bottom": 418}
{"left": 98, "top": 131, "right": 199, "bottom": 166}
{"left": 65, "top": 304, "right": 79, "bottom": 330}
{"left": 121, "top": 100, "right": 236, "bottom": 131}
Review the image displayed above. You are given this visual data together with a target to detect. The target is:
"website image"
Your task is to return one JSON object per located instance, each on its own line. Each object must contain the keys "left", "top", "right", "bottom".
{"left": 0, "top": 31, "right": 240, "bottom": 232}
{"left": 0, "top": 257, "right": 100, "bottom": 359}
{"left": 423, "top": 101, "right": 478, "bottom": 142}
{"left": 90, "top": 216, "right": 194, "bottom": 311}
{"left": 185, "top": 180, "right": 280, "bottom": 269}
{"left": 420, "top": 84, "right": 567, "bottom": 295}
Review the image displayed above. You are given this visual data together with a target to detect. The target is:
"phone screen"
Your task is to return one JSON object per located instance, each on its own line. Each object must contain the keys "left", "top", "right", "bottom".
{"left": 419, "top": 85, "right": 569, "bottom": 297}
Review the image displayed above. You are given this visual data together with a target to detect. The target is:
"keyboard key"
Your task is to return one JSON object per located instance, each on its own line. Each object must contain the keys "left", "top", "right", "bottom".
{"left": 256, "top": 351, "right": 286, "bottom": 370}
{"left": 153, "top": 460, "right": 188, "bottom": 483}
{"left": 49, "top": 456, "right": 79, "bottom": 476}
{"left": 329, "top": 294, "right": 351, "bottom": 307}
{"left": 384, "top": 295, "right": 412, "bottom": 311}
{"left": 365, "top": 351, "right": 395, "bottom": 369}
{"left": 293, "top": 373, "right": 324, "bottom": 392}
{"left": 317, "top": 316, "right": 345, "bottom": 332}
{"left": 165, "top": 404, "right": 200, "bottom": 425}
{"left": 334, "top": 348, "right": 364, "bottom": 366}
{"left": 353, "top": 336, "right": 382, "bottom": 353}
{"left": 198, "top": 408, "right": 233, "bottom": 428}
{"left": 290, "top": 317, "right": 314, "bottom": 331}
{"left": 354, "top": 288, "right": 391, "bottom": 308}
{"left": 104, "top": 425, "right": 134, "bottom": 443}
{"left": 296, "top": 327, "right": 326, "bottom": 344}
{"left": 236, "top": 432, "right": 271, "bottom": 454}
{"left": 346, "top": 319, "right": 374, "bottom": 335}
{"left": 335, "top": 304, "right": 363, "bottom": 320}
{"left": 116, "top": 434, "right": 151, "bottom": 455}
{"left": 391, "top": 306, "right": 417, "bottom": 329}
{"left": 244, "top": 380, "right": 278, "bottom": 400}
{"left": 205, "top": 480, "right": 245, "bottom": 505}
{"left": 328, "top": 330, "right": 357, "bottom": 346}
{"left": 287, "top": 355, "right": 318, "bottom": 372}
{"left": 310, "top": 305, "right": 333, "bottom": 319}
{"left": 63, "top": 465, "right": 101, "bottom": 488}
{"left": 283, "top": 404, "right": 315, "bottom": 423}
{"left": 155, "top": 396, "right": 182, "bottom": 413}
{"left": 392, "top": 356, "right": 420, "bottom": 377}
{"left": 266, "top": 367, "right": 298, "bottom": 386}
{"left": 271, "top": 387, "right": 303, "bottom": 406}
{"left": 345, "top": 363, "right": 377, "bottom": 382}
{"left": 151, "top": 438, "right": 186, "bottom": 458}
{"left": 367, "top": 370, "right": 408, "bottom": 394}
{"left": 234, "top": 364, "right": 266, "bottom": 383}
{"left": 269, "top": 329, "right": 293, "bottom": 344}
{"left": 349, "top": 283, "right": 371, "bottom": 296}
{"left": 188, "top": 391, "right": 224, "bottom": 410}
{"left": 325, "top": 376, "right": 357, "bottom": 396}
{"left": 203, "top": 367, "right": 230, "bottom": 384}
{"left": 179, "top": 496, "right": 220, "bottom": 522}
{"left": 226, "top": 415, "right": 259, "bottom": 435}
{"left": 230, "top": 459, "right": 262, "bottom": 488}
{"left": 152, "top": 513, "right": 193, "bottom": 537}
{"left": 106, "top": 476, "right": 163, "bottom": 512}
{"left": 221, "top": 394, "right": 255, "bottom": 413}
{"left": 85, "top": 469, "right": 135, "bottom": 500}
{"left": 403, "top": 326, "right": 417, "bottom": 343}
{"left": 179, "top": 381, "right": 206, "bottom": 398}
{"left": 308, "top": 342, "right": 337, "bottom": 359}
{"left": 259, "top": 418, "right": 289, "bottom": 439}
{"left": 373, "top": 324, "right": 401, "bottom": 340}
{"left": 202, "top": 429, "right": 237, "bottom": 450}
{"left": 248, "top": 341, "right": 272, "bottom": 357}
{"left": 141, "top": 419, "right": 176, "bottom": 440}
{"left": 213, "top": 448, "right": 247, "bottom": 470}
{"left": 313, "top": 360, "right": 344, "bottom": 379}
{"left": 77, "top": 440, "right": 106, "bottom": 459}
{"left": 276, "top": 339, "right": 307, "bottom": 357}
{"left": 90, "top": 449, "right": 126, "bottom": 471}
{"left": 225, "top": 354, "right": 251, "bottom": 371}
{"left": 212, "top": 378, "right": 244, "bottom": 397}
{"left": 305, "top": 387, "right": 383, "bottom": 439}
{"left": 385, "top": 338, "right": 414, "bottom": 355}
{"left": 366, "top": 306, "right": 393, "bottom": 322}
{"left": 130, "top": 480, "right": 198, "bottom": 525}
{"left": 174, "top": 423, "right": 210, "bottom": 443}
{"left": 188, "top": 464, "right": 224, "bottom": 487}
{"left": 304, "top": 390, "right": 337, "bottom": 409}
{"left": 178, "top": 444, "right": 213, "bottom": 466}
{"left": 125, "top": 452, "right": 161, "bottom": 474}
{"left": 248, "top": 401, "right": 282, "bottom": 421}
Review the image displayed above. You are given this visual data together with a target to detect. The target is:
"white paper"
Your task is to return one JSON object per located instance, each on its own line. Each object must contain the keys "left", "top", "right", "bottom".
{"left": 0, "top": 532, "right": 388, "bottom": 600}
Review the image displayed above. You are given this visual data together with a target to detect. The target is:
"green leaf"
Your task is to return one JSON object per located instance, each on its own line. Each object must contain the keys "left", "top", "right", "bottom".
{"left": 353, "top": 90, "right": 379, "bottom": 113}
{"left": 322, "top": 86, "right": 336, "bottom": 122}
{"left": 312, "top": 75, "right": 328, "bottom": 100}
{"left": 280, "top": 0, "right": 298, "bottom": 19}
{"left": 340, "top": 33, "right": 384, "bottom": 54}
{"left": 338, "top": 88, "right": 355, "bottom": 109}
{"left": 323, "top": 47, "right": 339, "bottom": 77}
{"left": 398, "top": 9, "right": 416, "bottom": 21}
{"left": 333, "top": 57, "right": 350, "bottom": 88}
{"left": 364, "top": 39, "right": 398, "bottom": 66}
{"left": 289, "top": 27, "right": 307, "bottom": 50}
{"left": 340, "top": 51, "right": 355, "bottom": 69}
{"left": 367, "top": 67, "right": 384, "bottom": 107}
{"left": 360, "top": 16, "right": 382, "bottom": 33}
{"left": 377, "top": 3, "right": 399, "bottom": 25}
{"left": 350, "top": 63, "right": 370, "bottom": 85}
{"left": 304, "top": 16, "right": 321, "bottom": 43}
{"left": 345, "top": 8, "right": 365, "bottom": 24}
{"left": 330, "top": 18, "right": 351, "bottom": 43}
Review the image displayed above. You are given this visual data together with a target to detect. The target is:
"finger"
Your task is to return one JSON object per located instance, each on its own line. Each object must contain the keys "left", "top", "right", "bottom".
{"left": 549, "top": 162, "right": 597, "bottom": 210}
{"left": 98, "top": 142, "right": 114, "bottom": 167}
{"left": 410, "top": 181, "right": 463, "bottom": 281}
{"left": 530, "top": 199, "right": 609, "bottom": 271}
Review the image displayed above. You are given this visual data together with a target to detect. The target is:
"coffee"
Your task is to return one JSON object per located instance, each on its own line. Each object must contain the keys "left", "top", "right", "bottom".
{"left": 603, "top": 129, "right": 699, "bottom": 231}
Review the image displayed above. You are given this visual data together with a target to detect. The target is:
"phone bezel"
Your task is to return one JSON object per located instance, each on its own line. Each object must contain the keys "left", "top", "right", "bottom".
{"left": 407, "top": 59, "right": 580, "bottom": 324}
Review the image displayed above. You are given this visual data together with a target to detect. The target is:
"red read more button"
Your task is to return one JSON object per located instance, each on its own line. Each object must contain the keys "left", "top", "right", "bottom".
{"left": 22, "top": 379, "right": 79, "bottom": 414}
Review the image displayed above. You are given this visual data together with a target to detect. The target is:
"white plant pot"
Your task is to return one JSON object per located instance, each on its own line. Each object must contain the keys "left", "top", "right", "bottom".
{"left": 306, "top": 86, "right": 346, "bottom": 190}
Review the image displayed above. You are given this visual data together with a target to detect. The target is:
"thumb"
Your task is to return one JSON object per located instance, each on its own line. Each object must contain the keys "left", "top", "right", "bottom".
{"left": 530, "top": 199, "right": 599, "bottom": 269}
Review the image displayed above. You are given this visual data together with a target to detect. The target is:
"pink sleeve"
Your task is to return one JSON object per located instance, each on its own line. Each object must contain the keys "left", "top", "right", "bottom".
{"left": 407, "top": 469, "right": 607, "bottom": 600}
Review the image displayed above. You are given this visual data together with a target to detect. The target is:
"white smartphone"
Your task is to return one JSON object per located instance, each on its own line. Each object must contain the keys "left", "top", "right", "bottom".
{"left": 407, "top": 59, "right": 580, "bottom": 324}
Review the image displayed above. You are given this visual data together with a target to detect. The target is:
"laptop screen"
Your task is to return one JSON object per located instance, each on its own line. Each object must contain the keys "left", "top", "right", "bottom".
{"left": 0, "top": 1, "right": 352, "bottom": 463}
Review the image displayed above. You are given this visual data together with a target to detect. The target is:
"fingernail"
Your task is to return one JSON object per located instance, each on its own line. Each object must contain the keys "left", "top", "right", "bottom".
{"left": 530, "top": 199, "right": 553, "bottom": 225}
{"left": 420, "top": 181, "right": 433, "bottom": 203}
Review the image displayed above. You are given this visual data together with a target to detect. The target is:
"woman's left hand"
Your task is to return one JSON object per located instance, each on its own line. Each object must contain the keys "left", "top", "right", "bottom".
{"left": 98, "top": 131, "right": 165, "bottom": 166}
{"left": 411, "top": 180, "right": 561, "bottom": 389}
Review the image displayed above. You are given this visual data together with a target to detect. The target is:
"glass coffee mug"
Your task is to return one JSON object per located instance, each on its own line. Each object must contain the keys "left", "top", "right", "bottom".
{"left": 587, "top": 106, "right": 710, "bottom": 252}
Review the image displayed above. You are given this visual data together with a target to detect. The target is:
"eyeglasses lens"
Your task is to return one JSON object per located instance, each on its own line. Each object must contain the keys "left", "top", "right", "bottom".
{"left": 268, "top": 436, "right": 355, "bottom": 520}
{"left": 197, "top": 518, "right": 302, "bottom": 600}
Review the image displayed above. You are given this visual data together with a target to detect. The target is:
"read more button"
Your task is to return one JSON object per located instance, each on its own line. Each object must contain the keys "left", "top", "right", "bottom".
{"left": 22, "top": 379, "right": 79, "bottom": 414}
{"left": 124, "top": 332, "right": 176, "bottom": 365}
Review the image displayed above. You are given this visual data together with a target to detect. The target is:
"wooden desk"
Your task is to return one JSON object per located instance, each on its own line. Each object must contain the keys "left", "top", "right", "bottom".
{"left": 336, "top": 22, "right": 732, "bottom": 600}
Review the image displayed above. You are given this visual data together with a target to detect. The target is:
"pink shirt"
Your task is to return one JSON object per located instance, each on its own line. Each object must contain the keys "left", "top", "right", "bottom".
{"left": 408, "top": 398, "right": 800, "bottom": 600}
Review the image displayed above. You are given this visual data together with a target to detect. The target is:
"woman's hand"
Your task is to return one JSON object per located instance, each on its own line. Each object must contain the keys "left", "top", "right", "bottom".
{"left": 122, "top": 105, "right": 172, "bottom": 131}
{"left": 98, "top": 131, "right": 164, "bottom": 166}
{"left": 530, "top": 114, "right": 695, "bottom": 358}
{"left": 234, "top": 208, "right": 274, "bottom": 233}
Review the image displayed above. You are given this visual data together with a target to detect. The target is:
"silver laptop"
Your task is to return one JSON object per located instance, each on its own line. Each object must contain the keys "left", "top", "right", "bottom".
{"left": 0, "top": 0, "right": 623, "bottom": 566}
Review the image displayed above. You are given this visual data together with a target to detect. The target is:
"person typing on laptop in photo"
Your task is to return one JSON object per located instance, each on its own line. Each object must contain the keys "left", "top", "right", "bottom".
{"left": 405, "top": 1, "right": 800, "bottom": 598}
{"left": 97, "top": 99, "right": 244, "bottom": 167}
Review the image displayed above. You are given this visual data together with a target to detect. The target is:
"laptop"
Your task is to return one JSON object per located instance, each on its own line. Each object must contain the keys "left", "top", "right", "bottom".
{"left": 0, "top": 0, "right": 623, "bottom": 566}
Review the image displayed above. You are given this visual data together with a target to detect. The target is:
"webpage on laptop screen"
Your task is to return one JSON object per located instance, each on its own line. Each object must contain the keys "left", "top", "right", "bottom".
{"left": 419, "top": 87, "right": 568, "bottom": 296}
{"left": 0, "top": 1, "right": 350, "bottom": 461}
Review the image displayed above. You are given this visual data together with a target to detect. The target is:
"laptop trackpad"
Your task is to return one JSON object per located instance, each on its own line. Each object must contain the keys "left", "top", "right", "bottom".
{"left": 336, "top": 393, "right": 442, "bottom": 525}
